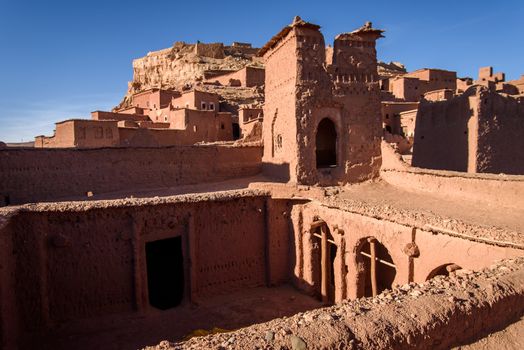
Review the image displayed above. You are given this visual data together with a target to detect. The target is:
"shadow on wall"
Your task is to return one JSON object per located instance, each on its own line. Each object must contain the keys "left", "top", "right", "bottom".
{"left": 261, "top": 162, "right": 290, "bottom": 182}
{"left": 412, "top": 89, "right": 474, "bottom": 172}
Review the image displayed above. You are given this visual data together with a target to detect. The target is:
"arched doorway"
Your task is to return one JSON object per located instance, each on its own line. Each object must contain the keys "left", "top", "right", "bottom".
{"left": 426, "top": 263, "right": 462, "bottom": 280}
{"left": 316, "top": 118, "right": 337, "bottom": 168}
{"left": 356, "top": 237, "right": 396, "bottom": 297}
{"left": 310, "top": 218, "right": 337, "bottom": 304}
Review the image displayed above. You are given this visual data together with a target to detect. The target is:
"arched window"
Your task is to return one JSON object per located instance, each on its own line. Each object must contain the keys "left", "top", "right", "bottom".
{"left": 356, "top": 237, "right": 396, "bottom": 297}
{"left": 310, "top": 218, "right": 337, "bottom": 304}
{"left": 316, "top": 118, "right": 337, "bottom": 168}
{"left": 426, "top": 263, "right": 462, "bottom": 280}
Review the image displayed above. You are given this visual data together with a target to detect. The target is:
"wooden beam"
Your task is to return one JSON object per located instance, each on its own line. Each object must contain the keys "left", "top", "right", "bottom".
{"left": 310, "top": 220, "right": 326, "bottom": 230}
{"left": 360, "top": 252, "right": 396, "bottom": 268}
{"left": 312, "top": 232, "right": 335, "bottom": 245}
{"left": 368, "top": 238, "right": 378, "bottom": 297}
{"left": 321, "top": 225, "right": 329, "bottom": 304}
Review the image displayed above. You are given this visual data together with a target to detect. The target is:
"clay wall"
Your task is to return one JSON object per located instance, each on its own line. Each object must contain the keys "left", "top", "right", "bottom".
{"left": 132, "top": 89, "right": 179, "bottom": 110}
{"left": 412, "top": 89, "right": 477, "bottom": 172}
{"left": 35, "top": 121, "right": 76, "bottom": 148}
{"left": 380, "top": 143, "right": 524, "bottom": 209}
{"left": 262, "top": 20, "right": 383, "bottom": 185}
{"left": 423, "top": 89, "right": 454, "bottom": 101}
{"left": 399, "top": 109, "right": 418, "bottom": 137}
{"left": 507, "top": 75, "right": 524, "bottom": 94}
{"left": 239, "top": 108, "right": 263, "bottom": 137}
{"left": 0, "top": 145, "right": 262, "bottom": 204}
{"left": 390, "top": 77, "right": 426, "bottom": 102}
{"left": 477, "top": 66, "right": 505, "bottom": 83}
{"left": 478, "top": 66, "right": 492, "bottom": 80}
{"left": 35, "top": 120, "right": 120, "bottom": 149}
{"left": 163, "top": 108, "right": 233, "bottom": 142}
{"left": 405, "top": 69, "right": 457, "bottom": 92}
{"left": 91, "top": 111, "right": 149, "bottom": 122}
{"left": 476, "top": 90, "right": 524, "bottom": 174}
{"left": 456, "top": 77, "right": 473, "bottom": 93}
{"left": 205, "top": 67, "right": 265, "bottom": 87}
{"left": 262, "top": 25, "right": 299, "bottom": 181}
{"left": 290, "top": 202, "right": 523, "bottom": 303}
{"left": 194, "top": 42, "right": 225, "bottom": 59}
{"left": 0, "top": 193, "right": 292, "bottom": 348}
{"left": 171, "top": 91, "right": 220, "bottom": 111}
{"left": 381, "top": 102, "right": 419, "bottom": 135}
{"left": 115, "top": 106, "right": 146, "bottom": 115}
{"left": 412, "top": 86, "right": 524, "bottom": 174}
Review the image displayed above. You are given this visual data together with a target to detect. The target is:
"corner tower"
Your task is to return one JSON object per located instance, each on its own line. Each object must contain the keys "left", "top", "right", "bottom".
{"left": 261, "top": 18, "right": 384, "bottom": 185}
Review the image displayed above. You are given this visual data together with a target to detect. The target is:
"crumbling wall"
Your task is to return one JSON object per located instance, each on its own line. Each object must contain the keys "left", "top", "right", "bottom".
{"left": 0, "top": 145, "right": 262, "bottom": 205}
{"left": 166, "top": 257, "right": 524, "bottom": 350}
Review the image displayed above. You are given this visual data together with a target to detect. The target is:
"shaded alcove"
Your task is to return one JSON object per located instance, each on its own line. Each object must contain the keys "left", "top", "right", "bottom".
{"left": 232, "top": 123, "right": 240, "bottom": 140}
{"left": 356, "top": 238, "right": 396, "bottom": 297}
{"left": 146, "top": 236, "right": 185, "bottom": 310}
{"left": 426, "top": 263, "right": 462, "bottom": 280}
{"left": 316, "top": 118, "right": 337, "bottom": 168}
{"left": 311, "top": 219, "right": 338, "bottom": 304}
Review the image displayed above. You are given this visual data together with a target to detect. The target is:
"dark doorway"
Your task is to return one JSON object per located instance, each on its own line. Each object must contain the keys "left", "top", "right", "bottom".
{"left": 316, "top": 118, "right": 337, "bottom": 168}
{"left": 232, "top": 123, "right": 240, "bottom": 140}
{"left": 146, "top": 236, "right": 184, "bottom": 310}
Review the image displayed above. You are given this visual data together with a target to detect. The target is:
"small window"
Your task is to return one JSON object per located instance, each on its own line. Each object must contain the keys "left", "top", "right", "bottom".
{"left": 164, "top": 116, "right": 168, "bottom": 122}
{"left": 209, "top": 102, "right": 215, "bottom": 111}
{"left": 193, "top": 125, "right": 197, "bottom": 132}
{"left": 220, "top": 123, "right": 225, "bottom": 130}
{"left": 201, "top": 102, "right": 207, "bottom": 110}
{"left": 105, "top": 128, "right": 113, "bottom": 139}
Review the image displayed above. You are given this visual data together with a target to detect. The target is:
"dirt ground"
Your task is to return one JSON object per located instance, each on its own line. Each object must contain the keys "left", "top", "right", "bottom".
{"left": 30, "top": 284, "right": 322, "bottom": 350}
{"left": 453, "top": 316, "right": 524, "bottom": 350}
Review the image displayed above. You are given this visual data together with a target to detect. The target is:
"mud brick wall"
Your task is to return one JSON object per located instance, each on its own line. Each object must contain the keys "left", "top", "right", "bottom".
{"left": 0, "top": 144, "right": 262, "bottom": 204}
{"left": 0, "top": 193, "right": 293, "bottom": 349}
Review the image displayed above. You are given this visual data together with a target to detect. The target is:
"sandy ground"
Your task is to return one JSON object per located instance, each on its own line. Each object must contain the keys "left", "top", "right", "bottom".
{"left": 453, "top": 316, "right": 524, "bottom": 350}
{"left": 30, "top": 284, "right": 322, "bottom": 350}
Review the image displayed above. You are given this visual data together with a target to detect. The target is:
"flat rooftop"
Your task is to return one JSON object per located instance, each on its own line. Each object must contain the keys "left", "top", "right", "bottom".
{"left": 2, "top": 176, "right": 523, "bottom": 248}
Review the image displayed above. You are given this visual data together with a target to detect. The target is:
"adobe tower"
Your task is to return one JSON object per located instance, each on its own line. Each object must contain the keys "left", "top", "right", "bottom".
{"left": 260, "top": 17, "right": 384, "bottom": 185}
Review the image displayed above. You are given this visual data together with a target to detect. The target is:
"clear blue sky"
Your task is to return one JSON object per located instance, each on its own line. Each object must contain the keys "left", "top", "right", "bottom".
{"left": 0, "top": 0, "right": 522, "bottom": 142}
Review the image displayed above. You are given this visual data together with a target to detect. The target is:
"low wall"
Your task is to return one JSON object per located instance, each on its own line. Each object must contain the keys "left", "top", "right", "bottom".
{"left": 155, "top": 257, "right": 524, "bottom": 350}
{"left": 0, "top": 144, "right": 262, "bottom": 204}
{"left": 0, "top": 191, "right": 291, "bottom": 349}
{"left": 381, "top": 142, "right": 524, "bottom": 209}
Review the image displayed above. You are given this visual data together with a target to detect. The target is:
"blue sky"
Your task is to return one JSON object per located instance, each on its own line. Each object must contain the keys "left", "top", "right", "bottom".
{"left": 0, "top": 0, "right": 522, "bottom": 142}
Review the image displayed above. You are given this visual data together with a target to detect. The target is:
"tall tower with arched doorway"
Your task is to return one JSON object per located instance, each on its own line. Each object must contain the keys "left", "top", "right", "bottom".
{"left": 260, "top": 17, "right": 384, "bottom": 185}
